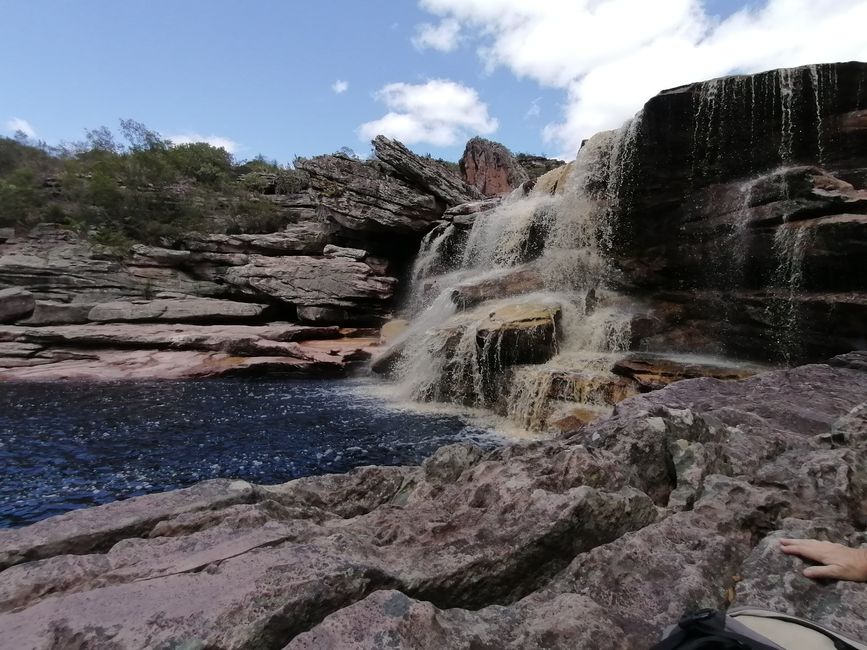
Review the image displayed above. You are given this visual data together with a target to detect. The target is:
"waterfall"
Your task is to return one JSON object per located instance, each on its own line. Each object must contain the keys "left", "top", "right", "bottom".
{"left": 386, "top": 120, "right": 642, "bottom": 431}
{"left": 778, "top": 68, "right": 796, "bottom": 162}
{"left": 770, "top": 221, "right": 813, "bottom": 363}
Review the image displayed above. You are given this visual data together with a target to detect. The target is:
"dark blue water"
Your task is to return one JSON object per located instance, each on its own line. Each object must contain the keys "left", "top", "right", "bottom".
{"left": 0, "top": 379, "right": 500, "bottom": 528}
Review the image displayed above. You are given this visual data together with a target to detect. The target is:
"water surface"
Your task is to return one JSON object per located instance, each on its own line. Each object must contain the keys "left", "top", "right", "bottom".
{"left": 0, "top": 379, "right": 499, "bottom": 528}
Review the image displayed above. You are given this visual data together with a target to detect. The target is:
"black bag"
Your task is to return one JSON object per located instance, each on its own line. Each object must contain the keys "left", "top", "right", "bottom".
{"left": 649, "top": 607, "right": 867, "bottom": 650}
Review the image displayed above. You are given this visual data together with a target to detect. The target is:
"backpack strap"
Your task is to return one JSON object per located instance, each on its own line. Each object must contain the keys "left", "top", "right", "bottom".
{"left": 650, "top": 609, "right": 784, "bottom": 650}
{"left": 728, "top": 607, "right": 867, "bottom": 650}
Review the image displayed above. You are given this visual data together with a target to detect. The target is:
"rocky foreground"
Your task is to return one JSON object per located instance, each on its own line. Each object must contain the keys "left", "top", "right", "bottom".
{"left": 1, "top": 352, "right": 865, "bottom": 648}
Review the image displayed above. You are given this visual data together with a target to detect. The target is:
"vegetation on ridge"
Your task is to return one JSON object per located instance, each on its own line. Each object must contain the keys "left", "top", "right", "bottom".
{"left": 0, "top": 121, "right": 305, "bottom": 247}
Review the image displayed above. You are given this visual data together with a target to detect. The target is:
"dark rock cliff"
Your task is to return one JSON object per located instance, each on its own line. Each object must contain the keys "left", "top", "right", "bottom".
{"left": 612, "top": 61, "right": 867, "bottom": 362}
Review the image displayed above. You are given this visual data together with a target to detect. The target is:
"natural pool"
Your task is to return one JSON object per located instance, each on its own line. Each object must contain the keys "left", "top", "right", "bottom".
{"left": 0, "top": 378, "right": 501, "bottom": 528}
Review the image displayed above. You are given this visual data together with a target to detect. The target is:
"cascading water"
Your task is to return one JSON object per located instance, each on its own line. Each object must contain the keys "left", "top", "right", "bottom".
{"left": 385, "top": 63, "right": 854, "bottom": 430}
{"left": 388, "top": 120, "right": 643, "bottom": 431}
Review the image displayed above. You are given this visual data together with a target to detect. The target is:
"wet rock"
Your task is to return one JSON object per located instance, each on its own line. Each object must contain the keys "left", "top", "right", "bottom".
{"left": 443, "top": 198, "right": 502, "bottom": 221}
{"left": 612, "top": 353, "right": 761, "bottom": 392}
{"left": 379, "top": 318, "right": 409, "bottom": 345}
{"left": 459, "top": 137, "right": 530, "bottom": 197}
{"left": 531, "top": 161, "right": 575, "bottom": 196}
{"left": 0, "top": 287, "right": 35, "bottom": 323}
{"left": 612, "top": 62, "right": 867, "bottom": 363}
{"left": 452, "top": 266, "right": 546, "bottom": 309}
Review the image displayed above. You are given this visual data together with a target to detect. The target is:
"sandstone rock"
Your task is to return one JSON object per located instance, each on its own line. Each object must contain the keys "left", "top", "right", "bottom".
{"left": 179, "top": 223, "right": 327, "bottom": 255}
{"left": 322, "top": 244, "right": 366, "bottom": 260}
{"left": 609, "top": 62, "right": 867, "bottom": 363}
{"left": 0, "top": 225, "right": 223, "bottom": 303}
{"left": 531, "top": 161, "right": 575, "bottom": 196}
{"left": 224, "top": 255, "right": 397, "bottom": 312}
{"left": 460, "top": 137, "right": 530, "bottom": 197}
{"left": 379, "top": 318, "right": 409, "bottom": 345}
{"left": 0, "top": 337, "right": 378, "bottom": 381}
{"left": 16, "top": 300, "right": 94, "bottom": 326}
{"left": 88, "top": 297, "right": 267, "bottom": 324}
{"left": 452, "top": 266, "right": 546, "bottom": 309}
{"left": 612, "top": 353, "right": 761, "bottom": 392}
{"left": 295, "top": 154, "right": 443, "bottom": 235}
{"left": 129, "top": 244, "right": 192, "bottom": 266}
{"left": 0, "top": 479, "right": 255, "bottom": 570}
{"left": 443, "top": 198, "right": 502, "bottom": 220}
{"left": 296, "top": 306, "right": 363, "bottom": 325}
{"left": 373, "top": 135, "right": 484, "bottom": 206}
{"left": 0, "top": 287, "right": 34, "bottom": 323}
{"left": 0, "top": 323, "right": 341, "bottom": 353}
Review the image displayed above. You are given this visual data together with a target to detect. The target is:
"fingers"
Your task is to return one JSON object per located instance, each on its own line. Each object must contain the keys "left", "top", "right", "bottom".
{"left": 779, "top": 539, "right": 824, "bottom": 561}
{"left": 803, "top": 564, "right": 841, "bottom": 580}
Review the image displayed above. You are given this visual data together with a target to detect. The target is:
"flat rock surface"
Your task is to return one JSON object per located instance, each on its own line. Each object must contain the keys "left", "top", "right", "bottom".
{"left": 87, "top": 297, "right": 267, "bottom": 323}
{"left": 2, "top": 354, "right": 865, "bottom": 648}
{"left": 0, "top": 324, "right": 379, "bottom": 379}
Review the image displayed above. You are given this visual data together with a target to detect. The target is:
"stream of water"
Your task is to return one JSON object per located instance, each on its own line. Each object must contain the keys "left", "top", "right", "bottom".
{"left": 0, "top": 378, "right": 500, "bottom": 528}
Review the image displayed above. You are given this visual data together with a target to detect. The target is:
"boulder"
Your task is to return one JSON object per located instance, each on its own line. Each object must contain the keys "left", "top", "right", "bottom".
{"left": 460, "top": 137, "right": 530, "bottom": 196}
{"left": 0, "top": 228, "right": 14, "bottom": 243}
{"left": 373, "top": 135, "right": 484, "bottom": 206}
{"left": 0, "top": 288, "right": 34, "bottom": 323}
{"left": 87, "top": 298, "right": 267, "bottom": 324}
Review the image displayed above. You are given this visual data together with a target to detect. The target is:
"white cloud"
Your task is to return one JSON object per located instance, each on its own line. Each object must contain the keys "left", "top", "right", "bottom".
{"left": 167, "top": 133, "right": 240, "bottom": 154}
{"left": 412, "top": 18, "right": 462, "bottom": 52}
{"left": 359, "top": 79, "right": 498, "bottom": 146}
{"left": 525, "top": 97, "right": 542, "bottom": 120}
{"left": 4, "top": 117, "right": 36, "bottom": 139}
{"left": 418, "top": 0, "right": 867, "bottom": 156}
{"left": 332, "top": 79, "right": 349, "bottom": 94}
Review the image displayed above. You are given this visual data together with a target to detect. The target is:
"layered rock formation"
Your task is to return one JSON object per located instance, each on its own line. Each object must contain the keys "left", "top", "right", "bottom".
{"left": 0, "top": 140, "right": 484, "bottom": 378}
{"left": 2, "top": 354, "right": 865, "bottom": 647}
{"left": 613, "top": 62, "right": 867, "bottom": 363}
{"left": 460, "top": 137, "right": 530, "bottom": 196}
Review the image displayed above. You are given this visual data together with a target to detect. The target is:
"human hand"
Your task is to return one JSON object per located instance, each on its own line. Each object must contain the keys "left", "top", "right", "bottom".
{"left": 779, "top": 538, "right": 867, "bottom": 582}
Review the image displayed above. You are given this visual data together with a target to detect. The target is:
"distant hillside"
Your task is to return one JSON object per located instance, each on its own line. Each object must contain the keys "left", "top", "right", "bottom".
{"left": 0, "top": 121, "right": 312, "bottom": 248}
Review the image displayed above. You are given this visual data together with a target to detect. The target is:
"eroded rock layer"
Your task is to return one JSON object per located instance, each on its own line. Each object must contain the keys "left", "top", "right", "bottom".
{"left": 1, "top": 354, "right": 865, "bottom": 648}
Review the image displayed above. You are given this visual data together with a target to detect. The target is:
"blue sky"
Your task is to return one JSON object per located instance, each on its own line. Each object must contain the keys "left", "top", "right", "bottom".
{"left": 2, "top": 0, "right": 865, "bottom": 163}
